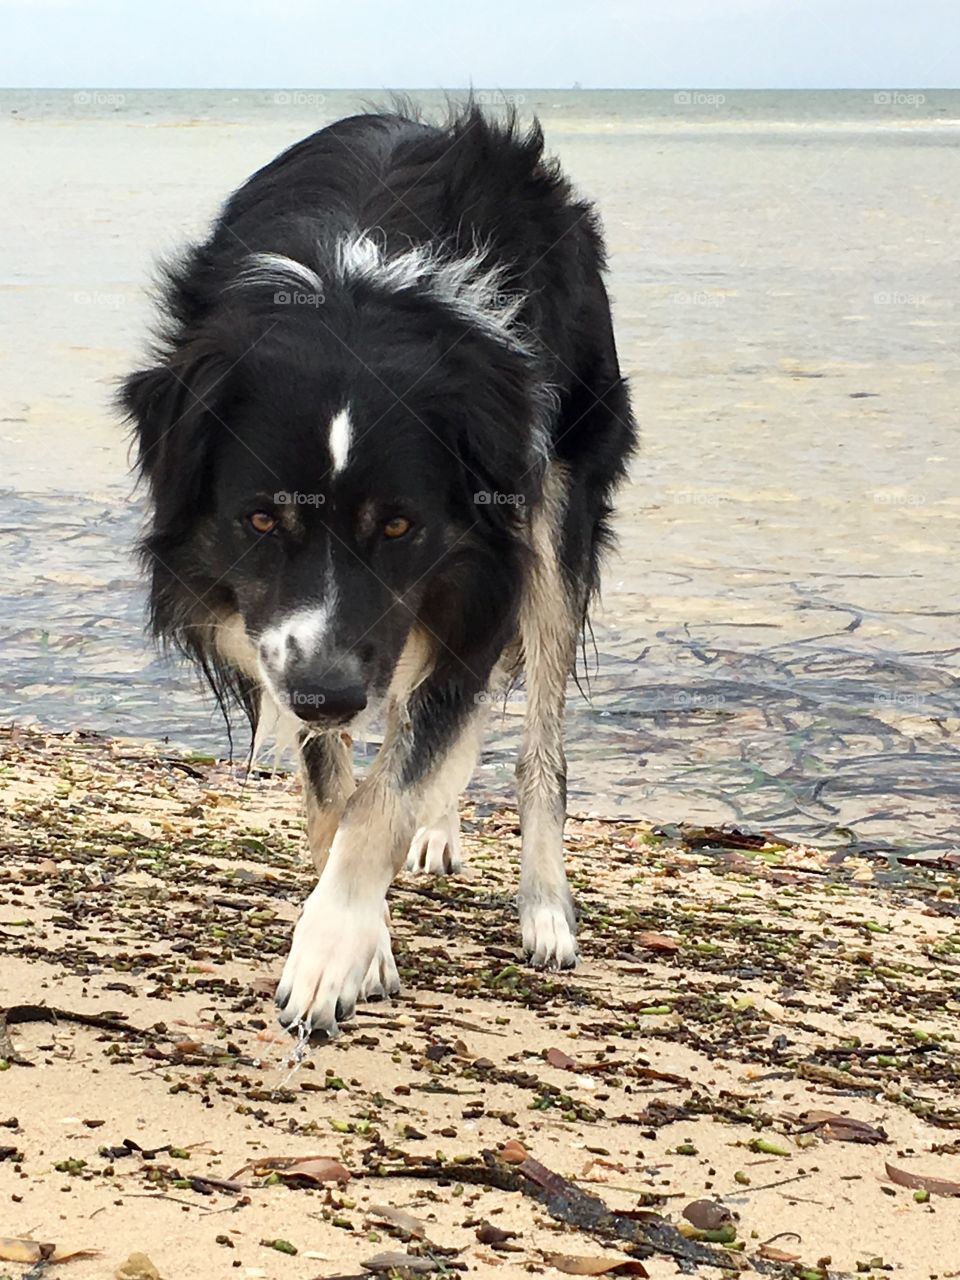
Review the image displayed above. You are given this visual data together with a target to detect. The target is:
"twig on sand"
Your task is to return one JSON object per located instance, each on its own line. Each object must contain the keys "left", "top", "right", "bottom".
{"left": 727, "top": 1172, "right": 813, "bottom": 1197}
{"left": 0, "top": 1004, "right": 157, "bottom": 1065}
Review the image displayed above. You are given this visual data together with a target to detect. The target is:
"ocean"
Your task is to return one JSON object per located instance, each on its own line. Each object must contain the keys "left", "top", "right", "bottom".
{"left": 2, "top": 88, "right": 959, "bottom": 851}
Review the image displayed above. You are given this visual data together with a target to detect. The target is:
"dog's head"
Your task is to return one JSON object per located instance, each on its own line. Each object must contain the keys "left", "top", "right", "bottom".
{"left": 122, "top": 260, "right": 543, "bottom": 729}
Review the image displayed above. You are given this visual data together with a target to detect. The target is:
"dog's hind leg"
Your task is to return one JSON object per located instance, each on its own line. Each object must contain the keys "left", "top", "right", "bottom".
{"left": 406, "top": 809, "right": 463, "bottom": 875}
{"left": 404, "top": 707, "right": 487, "bottom": 875}
{"left": 300, "top": 731, "right": 354, "bottom": 877}
{"left": 516, "top": 466, "right": 580, "bottom": 970}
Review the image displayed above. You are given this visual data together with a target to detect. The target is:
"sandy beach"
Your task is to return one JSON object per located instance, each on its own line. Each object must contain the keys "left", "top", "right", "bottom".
{"left": 2, "top": 724, "right": 959, "bottom": 1279}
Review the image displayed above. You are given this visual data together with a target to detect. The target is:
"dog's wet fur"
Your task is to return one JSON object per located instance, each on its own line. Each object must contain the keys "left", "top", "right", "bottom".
{"left": 122, "top": 102, "right": 636, "bottom": 1035}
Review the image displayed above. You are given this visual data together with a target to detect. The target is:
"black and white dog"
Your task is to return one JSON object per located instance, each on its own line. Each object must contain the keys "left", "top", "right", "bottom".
{"left": 122, "top": 103, "right": 635, "bottom": 1035}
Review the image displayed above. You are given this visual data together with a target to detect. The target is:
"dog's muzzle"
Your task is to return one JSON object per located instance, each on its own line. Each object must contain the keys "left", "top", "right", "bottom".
{"left": 286, "top": 661, "right": 367, "bottom": 723}
{"left": 259, "top": 629, "right": 367, "bottom": 724}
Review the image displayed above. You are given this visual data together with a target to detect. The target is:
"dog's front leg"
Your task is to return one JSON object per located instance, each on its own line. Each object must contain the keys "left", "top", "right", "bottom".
{"left": 300, "top": 730, "right": 355, "bottom": 877}
{"left": 276, "top": 682, "right": 484, "bottom": 1036}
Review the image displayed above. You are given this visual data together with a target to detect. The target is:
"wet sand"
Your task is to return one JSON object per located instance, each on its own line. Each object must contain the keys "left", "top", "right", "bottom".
{"left": 2, "top": 89, "right": 959, "bottom": 851}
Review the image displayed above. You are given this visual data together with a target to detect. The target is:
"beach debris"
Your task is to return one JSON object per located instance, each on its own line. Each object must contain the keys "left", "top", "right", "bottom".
{"left": 884, "top": 1161, "right": 960, "bottom": 1197}
{"left": 261, "top": 1239, "right": 297, "bottom": 1255}
{"left": 0, "top": 1013, "right": 32, "bottom": 1067}
{"left": 545, "top": 1046, "right": 578, "bottom": 1070}
{"left": 512, "top": 1153, "right": 732, "bottom": 1269}
{"left": 230, "top": 1153, "right": 350, "bottom": 1184}
{"left": 115, "top": 1253, "right": 162, "bottom": 1280}
{"left": 0, "top": 1239, "right": 98, "bottom": 1265}
{"left": 542, "top": 1255, "right": 649, "bottom": 1276}
{"left": 681, "top": 1199, "right": 733, "bottom": 1231}
{"left": 635, "top": 930, "right": 680, "bottom": 954}
{"left": 674, "top": 824, "right": 770, "bottom": 851}
{"left": 4, "top": 727, "right": 960, "bottom": 1279}
{"left": 361, "top": 1252, "right": 454, "bottom": 1274}
{"left": 366, "top": 1203, "right": 427, "bottom": 1240}
{"left": 498, "top": 1139, "right": 528, "bottom": 1163}
{"left": 796, "top": 1110, "right": 888, "bottom": 1144}
{"left": 747, "top": 1137, "right": 792, "bottom": 1157}
{"left": 0, "top": 1003, "right": 154, "bottom": 1068}
{"left": 757, "top": 1243, "right": 801, "bottom": 1263}
{"left": 474, "top": 1222, "right": 519, "bottom": 1247}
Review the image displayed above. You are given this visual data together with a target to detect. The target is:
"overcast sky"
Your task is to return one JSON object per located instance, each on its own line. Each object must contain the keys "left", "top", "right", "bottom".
{"left": 1, "top": 0, "right": 956, "bottom": 90}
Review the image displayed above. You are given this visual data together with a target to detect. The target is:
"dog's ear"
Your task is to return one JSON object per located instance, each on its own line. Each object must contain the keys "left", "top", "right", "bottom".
{"left": 120, "top": 340, "right": 232, "bottom": 502}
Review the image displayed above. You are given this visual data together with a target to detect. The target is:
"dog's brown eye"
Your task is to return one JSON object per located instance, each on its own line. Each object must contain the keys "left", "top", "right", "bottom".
{"left": 249, "top": 511, "right": 277, "bottom": 535}
{"left": 383, "top": 516, "right": 412, "bottom": 539}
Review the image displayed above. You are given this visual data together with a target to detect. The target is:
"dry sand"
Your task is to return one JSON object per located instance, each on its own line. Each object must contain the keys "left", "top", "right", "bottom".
{"left": 1, "top": 725, "right": 959, "bottom": 1279}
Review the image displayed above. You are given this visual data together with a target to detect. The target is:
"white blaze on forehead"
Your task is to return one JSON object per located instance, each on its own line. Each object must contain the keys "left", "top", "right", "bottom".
{"left": 328, "top": 406, "right": 352, "bottom": 475}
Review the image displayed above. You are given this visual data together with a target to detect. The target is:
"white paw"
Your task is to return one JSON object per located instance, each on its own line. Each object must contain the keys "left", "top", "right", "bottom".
{"left": 359, "top": 934, "right": 401, "bottom": 1001}
{"left": 276, "top": 879, "right": 393, "bottom": 1035}
{"left": 519, "top": 888, "right": 578, "bottom": 970}
{"left": 405, "top": 811, "right": 462, "bottom": 875}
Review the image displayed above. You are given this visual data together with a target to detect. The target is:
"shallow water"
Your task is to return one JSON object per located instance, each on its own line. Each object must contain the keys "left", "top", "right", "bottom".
{"left": 2, "top": 89, "right": 959, "bottom": 851}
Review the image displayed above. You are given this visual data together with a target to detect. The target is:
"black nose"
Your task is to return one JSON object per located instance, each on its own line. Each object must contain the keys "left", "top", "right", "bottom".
{"left": 288, "top": 674, "right": 367, "bottom": 723}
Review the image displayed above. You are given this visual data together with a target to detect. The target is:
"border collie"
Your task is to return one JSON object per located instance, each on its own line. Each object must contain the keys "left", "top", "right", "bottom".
{"left": 121, "top": 103, "right": 636, "bottom": 1036}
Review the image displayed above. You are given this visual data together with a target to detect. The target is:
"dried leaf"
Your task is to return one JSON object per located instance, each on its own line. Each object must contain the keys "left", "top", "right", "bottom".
{"left": 544, "top": 1254, "right": 649, "bottom": 1276}
{"left": 632, "top": 1066, "right": 690, "bottom": 1087}
{"left": 366, "top": 1203, "right": 426, "bottom": 1239}
{"left": 0, "top": 1239, "right": 54, "bottom": 1263}
{"left": 0, "top": 1228, "right": 93, "bottom": 1265}
{"left": 757, "top": 1244, "right": 801, "bottom": 1262}
{"left": 636, "top": 931, "right": 680, "bottom": 954}
{"left": 801, "top": 1111, "right": 888, "bottom": 1144}
{"left": 361, "top": 1252, "right": 441, "bottom": 1274}
{"left": 682, "top": 1199, "right": 732, "bottom": 1231}
{"left": 230, "top": 1154, "right": 350, "bottom": 1184}
{"left": 885, "top": 1162, "right": 960, "bottom": 1197}
{"left": 581, "top": 1157, "right": 630, "bottom": 1181}
{"left": 545, "top": 1047, "right": 578, "bottom": 1070}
